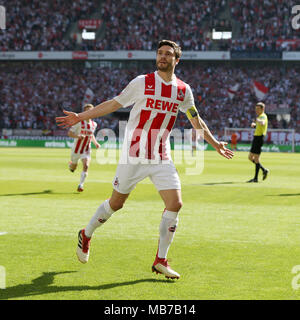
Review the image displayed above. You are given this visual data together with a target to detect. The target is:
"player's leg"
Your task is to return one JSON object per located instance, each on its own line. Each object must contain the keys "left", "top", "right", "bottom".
{"left": 254, "top": 153, "right": 269, "bottom": 181}
{"left": 248, "top": 136, "right": 269, "bottom": 182}
{"left": 150, "top": 163, "right": 181, "bottom": 279}
{"left": 158, "top": 188, "right": 182, "bottom": 257}
{"left": 69, "top": 162, "right": 77, "bottom": 172}
{"left": 262, "top": 166, "right": 269, "bottom": 180}
{"left": 69, "top": 152, "right": 79, "bottom": 172}
{"left": 250, "top": 152, "right": 269, "bottom": 182}
{"left": 77, "top": 163, "right": 142, "bottom": 263}
{"left": 85, "top": 189, "right": 129, "bottom": 238}
{"left": 253, "top": 153, "right": 261, "bottom": 181}
{"left": 77, "top": 189, "right": 129, "bottom": 263}
{"left": 248, "top": 152, "right": 255, "bottom": 163}
{"left": 256, "top": 137, "right": 269, "bottom": 180}
{"left": 77, "top": 157, "right": 90, "bottom": 192}
{"left": 151, "top": 188, "right": 181, "bottom": 279}
{"left": 159, "top": 189, "right": 182, "bottom": 212}
{"left": 247, "top": 152, "right": 259, "bottom": 182}
{"left": 247, "top": 148, "right": 258, "bottom": 182}
{"left": 84, "top": 163, "right": 144, "bottom": 238}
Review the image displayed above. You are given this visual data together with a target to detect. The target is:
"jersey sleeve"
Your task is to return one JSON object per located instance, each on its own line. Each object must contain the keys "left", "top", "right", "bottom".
{"left": 179, "top": 84, "right": 195, "bottom": 114}
{"left": 113, "top": 76, "right": 143, "bottom": 108}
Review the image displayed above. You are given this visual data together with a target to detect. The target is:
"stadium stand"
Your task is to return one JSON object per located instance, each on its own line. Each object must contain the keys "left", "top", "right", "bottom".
{"left": 229, "top": 0, "right": 300, "bottom": 52}
{"left": 1, "top": 0, "right": 299, "bottom": 51}
{"left": 0, "top": 0, "right": 100, "bottom": 51}
{"left": 0, "top": 61, "right": 299, "bottom": 137}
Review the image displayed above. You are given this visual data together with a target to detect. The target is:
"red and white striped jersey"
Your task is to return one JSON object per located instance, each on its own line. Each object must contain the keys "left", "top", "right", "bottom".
{"left": 70, "top": 120, "right": 97, "bottom": 154}
{"left": 114, "top": 71, "right": 195, "bottom": 162}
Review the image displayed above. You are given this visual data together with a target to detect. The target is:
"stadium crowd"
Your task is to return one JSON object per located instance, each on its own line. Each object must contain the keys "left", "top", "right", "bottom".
{"left": 0, "top": 62, "right": 299, "bottom": 137}
{"left": 229, "top": 0, "right": 300, "bottom": 52}
{"left": 91, "top": 0, "right": 226, "bottom": 51}
{"left": 0, "top": 0, "right": 99, "bottom": 51}
{"left": 0, "top": 0, "right": 299, "bottom": 52}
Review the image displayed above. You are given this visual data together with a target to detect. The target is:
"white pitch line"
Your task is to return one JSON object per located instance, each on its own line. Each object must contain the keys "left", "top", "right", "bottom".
{"left": 0, "top": 232, "right": 8, "bottom": 236}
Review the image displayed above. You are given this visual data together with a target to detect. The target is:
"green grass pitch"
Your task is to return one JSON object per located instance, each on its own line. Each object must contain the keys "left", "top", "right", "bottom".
{"left": 0, "top": 147, "right": 299, "bottom": 300}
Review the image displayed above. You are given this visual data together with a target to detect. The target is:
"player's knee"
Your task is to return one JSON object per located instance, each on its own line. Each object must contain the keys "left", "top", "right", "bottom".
{"left": 176, "top": 200, "right": 183, "bottom": 212}
{"left": 109, "top": 199, "right": 125, "bottom": 211}
{"left": 167, "top": 200, "right": 183, "bottom": 212}
{"left": 69, "top": 163, "right": 77, "bottom": 171}
{"left": 83, "top": 164, "right": 89, "bottom": 171}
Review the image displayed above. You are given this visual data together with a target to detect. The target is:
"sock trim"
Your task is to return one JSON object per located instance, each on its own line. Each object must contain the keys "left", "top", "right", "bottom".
{"left": 104, "top": 199, "right": 115, "bottom": 215}
{"left": 163, "top": 210, "right": 178, "bottom": 220}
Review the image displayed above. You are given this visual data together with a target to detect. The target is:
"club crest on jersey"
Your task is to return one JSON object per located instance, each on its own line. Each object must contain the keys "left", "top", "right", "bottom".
{"left": 176, "top": 89, "right": 186, "bottom": 102}
{"left": 176, "top": 78, "right": 186, "bottom": 101}
{"left": 177, "top": 90, "right": 185, "bottom": 99}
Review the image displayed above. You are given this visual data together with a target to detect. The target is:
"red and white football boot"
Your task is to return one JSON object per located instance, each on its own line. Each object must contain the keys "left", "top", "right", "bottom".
{"left": 76, "top": 229, "right": 91, "bottom": 263}
{"left": 152, "top": 254, "right": 180, "bottom": 279}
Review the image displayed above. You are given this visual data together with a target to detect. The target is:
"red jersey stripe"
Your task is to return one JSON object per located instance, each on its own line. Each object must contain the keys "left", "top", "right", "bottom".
{"left": 145, "top": 112, "right": 166, "bottom": 159}
{"left": 74, "top": 139, "right": 82, "bottom": 153}
{"left": 161, "top": 83, "right": 172, "bottom": 98}
{"left": 129, "top": 109, "right": 152, "bottom": 157}
{"left": 85, "top": 136, "right": 92, "bottom": 152}
{"left": 159, "top": 115, "right": 176, "bottom": 160}
{"left": 144, "top": 73, "right": 155, "bottom": 95}
{"left": 80, "top": 136, "right": 89, "bottom": 154}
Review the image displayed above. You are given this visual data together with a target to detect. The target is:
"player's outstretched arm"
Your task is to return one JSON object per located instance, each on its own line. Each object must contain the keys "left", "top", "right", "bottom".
{"left": 91, "top": 134, "right": 100, "bottom": 149}
{"left": 189, "top": 115, "right": 234, "bottom": 160}
{"left": 56, "top": 99, "right": 122, "bottom": 128}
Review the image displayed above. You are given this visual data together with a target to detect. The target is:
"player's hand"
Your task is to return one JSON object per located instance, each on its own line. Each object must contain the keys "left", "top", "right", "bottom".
{"left": 56, "top": 110, "right": 80, "bottom": 128}
{"left": 215, "top": 142, "right": 234, "bottom": 159}
{"left": 95, "top": 143, "right": 100, "bottom": 149}
{"left": 77, "top": 134, "right": 85, "bottom": 140}
{"left": 251, "top": 122, "right": 256, "bottom": 128}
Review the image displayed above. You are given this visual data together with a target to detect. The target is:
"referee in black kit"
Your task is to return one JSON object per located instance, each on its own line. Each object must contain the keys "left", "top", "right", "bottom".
{"left": 247, "top": 102, "right": 269, "bottom": 183}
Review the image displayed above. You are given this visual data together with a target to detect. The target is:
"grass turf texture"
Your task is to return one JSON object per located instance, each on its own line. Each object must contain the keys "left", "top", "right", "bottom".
{"left": 0, "top": 147, "right": 299, "bottom": 300}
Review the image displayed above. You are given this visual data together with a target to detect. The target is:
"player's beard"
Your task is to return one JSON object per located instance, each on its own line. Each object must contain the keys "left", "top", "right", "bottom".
{"left": 156, "top": 60, "right": 173, "bottom": 72}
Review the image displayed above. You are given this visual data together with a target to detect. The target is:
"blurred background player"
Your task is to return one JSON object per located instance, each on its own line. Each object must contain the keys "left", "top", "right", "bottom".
{"left": 247, "top": 102, "right": 269, "bottom": 183}
{"left": 231, "top": 131, "right": 237, "bottom": 151}
{"left": 67, "top": 104, "right": 100, "bottom": 192}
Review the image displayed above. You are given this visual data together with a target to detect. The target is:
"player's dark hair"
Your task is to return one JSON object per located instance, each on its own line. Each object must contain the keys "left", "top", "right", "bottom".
{"left": 157, "top": 40, "right": 182, "bottom": 59}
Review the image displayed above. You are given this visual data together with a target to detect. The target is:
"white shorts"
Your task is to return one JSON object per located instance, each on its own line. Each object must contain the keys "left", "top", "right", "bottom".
{"left": 70, "top": 151, "right": 91, "bottom": 165}
{"left": 112, "top": 161, "right": 181, "bottom": 194}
